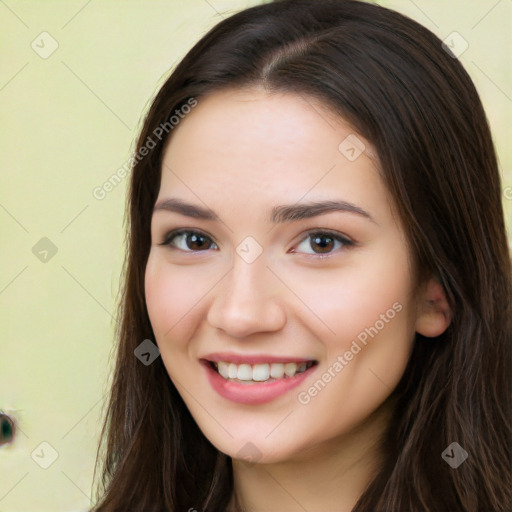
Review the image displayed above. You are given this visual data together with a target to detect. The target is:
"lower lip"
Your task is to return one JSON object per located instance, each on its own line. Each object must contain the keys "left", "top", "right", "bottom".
{"left": 201, "top": 361, "right": 316, "bottom": 405}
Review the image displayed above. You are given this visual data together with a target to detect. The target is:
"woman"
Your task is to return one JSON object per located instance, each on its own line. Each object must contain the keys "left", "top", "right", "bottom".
{"left": 92, "top": 0, "right": 511, "bottom": 510}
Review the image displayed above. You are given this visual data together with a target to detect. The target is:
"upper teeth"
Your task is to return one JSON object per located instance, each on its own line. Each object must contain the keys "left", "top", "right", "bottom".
{"left": 215, "top": 361, "right": 312, "bottom": 382}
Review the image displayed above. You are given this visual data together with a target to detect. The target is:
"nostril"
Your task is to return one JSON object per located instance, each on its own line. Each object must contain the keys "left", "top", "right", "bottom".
{"left": 0, "top": 413, "right": 16, "bottom": 446}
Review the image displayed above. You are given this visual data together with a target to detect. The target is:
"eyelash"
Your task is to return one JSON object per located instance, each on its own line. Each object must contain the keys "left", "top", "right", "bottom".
{"left": 158, "top": 228, "right": 355, "bottom": 257}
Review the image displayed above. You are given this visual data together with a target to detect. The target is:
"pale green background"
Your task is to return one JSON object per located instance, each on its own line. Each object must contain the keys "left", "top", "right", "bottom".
{"left": 0, "top": 1, "right": 510, "bottom": 511}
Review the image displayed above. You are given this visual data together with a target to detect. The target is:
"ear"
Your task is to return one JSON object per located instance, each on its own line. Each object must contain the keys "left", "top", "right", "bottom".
{"left": 415, "top": 277, "right": 452, "bottom": 338}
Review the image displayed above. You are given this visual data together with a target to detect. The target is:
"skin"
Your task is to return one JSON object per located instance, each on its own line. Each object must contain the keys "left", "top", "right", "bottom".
{"left": 145, "top": 88, "right": 451, "bottom": 511}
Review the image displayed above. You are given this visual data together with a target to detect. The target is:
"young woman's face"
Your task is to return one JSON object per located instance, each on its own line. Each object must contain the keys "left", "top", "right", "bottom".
{"left": 145, "top": 88, "right": 419, "bottom": 463}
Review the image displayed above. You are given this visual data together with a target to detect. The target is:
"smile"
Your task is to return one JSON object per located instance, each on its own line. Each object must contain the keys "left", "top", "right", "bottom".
{"left": 211, "top": 360, "right": 316, "bottom": 383}
{"left": 201, "top": 355, "right": 318, "bottom": 404}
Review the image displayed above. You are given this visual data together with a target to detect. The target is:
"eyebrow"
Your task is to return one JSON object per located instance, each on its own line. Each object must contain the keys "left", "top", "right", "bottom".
{"left": 153, "top": 197, "right": 375, "bottom": 224}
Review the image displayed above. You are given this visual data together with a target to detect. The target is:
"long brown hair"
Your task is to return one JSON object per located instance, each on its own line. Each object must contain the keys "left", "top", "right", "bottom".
{"left": 91, "top": 1, "right": 512, "bottom": 510}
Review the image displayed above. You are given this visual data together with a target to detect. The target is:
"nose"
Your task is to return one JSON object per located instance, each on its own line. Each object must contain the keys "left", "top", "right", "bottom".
{"left": 206, "top": 257, "right": 287, "bottom": 338}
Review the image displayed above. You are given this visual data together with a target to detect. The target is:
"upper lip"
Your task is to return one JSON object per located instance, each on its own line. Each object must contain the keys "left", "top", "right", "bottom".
{"left": 202, "top": 352, "right": 316, "bottom": 365}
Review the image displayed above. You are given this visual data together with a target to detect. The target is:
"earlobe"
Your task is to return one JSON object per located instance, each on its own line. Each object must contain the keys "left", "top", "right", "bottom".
{"left": 415, "top": 277, "right": 452, "bottom": 338}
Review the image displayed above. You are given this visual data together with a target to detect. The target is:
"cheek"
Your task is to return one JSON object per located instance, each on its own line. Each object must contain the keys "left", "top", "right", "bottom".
{"left": 292, "top": 250, "right": 415, "bottom": 432}
{"left": 285, "top": 251, "right": 412, "bottom": 347}
{"left": 144, "top": 254, "right": 210, "bottom": 345}
{"left": 288, "top": 245, "right": 415, "bottom": 406}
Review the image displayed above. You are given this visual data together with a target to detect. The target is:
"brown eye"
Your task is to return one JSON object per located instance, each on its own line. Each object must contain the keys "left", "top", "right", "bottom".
{"left": 310, "top": 234, "right": 335, "bottom": 253}
{"left": 184, "top": 233, "right": 211, "bottom": 251}
{"left": 160, "top": 230, "right": 218, "bottom": 252}
{"left": 294, "top": 231, "right": 354, "bottom": 256}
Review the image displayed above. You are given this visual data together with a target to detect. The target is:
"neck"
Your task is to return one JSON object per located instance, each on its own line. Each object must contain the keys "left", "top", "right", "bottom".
{"left": 228, "top": 401, "right": 393, "bottom": 512}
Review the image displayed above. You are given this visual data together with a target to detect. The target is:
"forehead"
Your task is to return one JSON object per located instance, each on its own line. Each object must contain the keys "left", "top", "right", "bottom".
{"left": 159, "top": 88, "right": 394, "bottom": 224}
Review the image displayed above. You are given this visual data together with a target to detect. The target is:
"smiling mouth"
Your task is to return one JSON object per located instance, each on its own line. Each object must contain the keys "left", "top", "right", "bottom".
{"left": 207, "top": 360, "right": 318, "bottom": 384}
